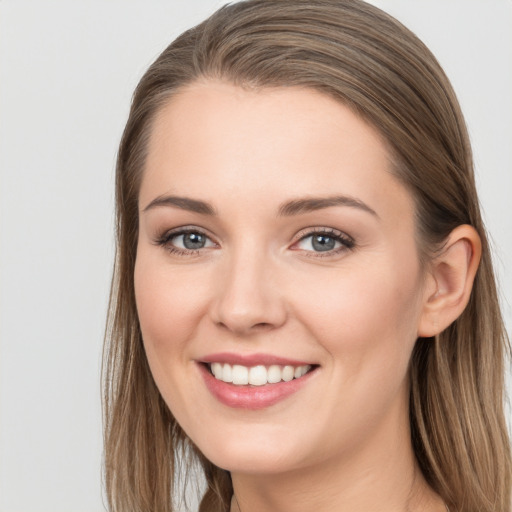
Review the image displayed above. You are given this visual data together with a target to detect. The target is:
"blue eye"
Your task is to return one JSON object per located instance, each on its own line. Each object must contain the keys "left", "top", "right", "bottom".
{"left": 176, "top": 232, "right": 209, "bottom": 250}
{"left": 295, "top": 229, "right": 354, "bottom": 254}
{"left": 308, "top": 234, "right": 337, "bottom": 251}
{"left": 156, "top": 228, "right": 216, "bottom": 254}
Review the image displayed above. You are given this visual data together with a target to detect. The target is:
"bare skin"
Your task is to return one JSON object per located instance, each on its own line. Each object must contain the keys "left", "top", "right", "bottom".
{"left": 135, "top": 81, "right": 479, "bottom": 512}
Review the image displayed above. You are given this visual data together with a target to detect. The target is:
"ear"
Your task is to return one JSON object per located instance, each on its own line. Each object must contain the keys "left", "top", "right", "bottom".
{"left": 417, "top": 225, "right": 481, "bottom": 337}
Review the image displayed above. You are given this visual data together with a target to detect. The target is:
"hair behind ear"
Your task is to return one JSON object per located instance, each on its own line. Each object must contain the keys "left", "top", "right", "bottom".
{"left": 410, "top": 225, "right": 510, "bottom": 511}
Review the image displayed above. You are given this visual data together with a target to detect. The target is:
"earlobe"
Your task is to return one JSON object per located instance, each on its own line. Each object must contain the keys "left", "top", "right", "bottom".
{"left": 417, "top": 225, "right": 481, "bottom": 337}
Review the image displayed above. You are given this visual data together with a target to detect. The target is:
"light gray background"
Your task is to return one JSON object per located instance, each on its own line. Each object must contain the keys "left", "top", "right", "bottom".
{"left": 1, "top": 1, "right": 511, "bottom": 511}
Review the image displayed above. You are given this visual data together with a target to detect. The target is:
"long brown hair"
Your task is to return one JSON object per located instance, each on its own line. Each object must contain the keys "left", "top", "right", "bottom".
{"left": 102, "top": 1, "right": 511, "bottom": 511}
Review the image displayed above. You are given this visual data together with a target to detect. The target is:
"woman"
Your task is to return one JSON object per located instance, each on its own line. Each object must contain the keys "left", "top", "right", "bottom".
{"left": 102, "top": 1, "right": 511, "bottom": 511}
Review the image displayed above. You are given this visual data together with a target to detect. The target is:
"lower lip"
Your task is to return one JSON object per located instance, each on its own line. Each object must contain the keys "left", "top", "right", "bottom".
{"left": 198, "top": 363, "right": 316, "bottom": 410}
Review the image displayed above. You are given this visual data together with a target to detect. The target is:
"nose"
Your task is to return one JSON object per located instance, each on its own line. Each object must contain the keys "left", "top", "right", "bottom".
{"left": 209, "top": 249, "right": 288, "bottom": 336}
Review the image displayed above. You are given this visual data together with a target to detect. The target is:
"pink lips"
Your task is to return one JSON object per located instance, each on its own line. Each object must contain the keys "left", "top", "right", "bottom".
{"left": 198, "top": 352, "right": 317, "bottom": 410}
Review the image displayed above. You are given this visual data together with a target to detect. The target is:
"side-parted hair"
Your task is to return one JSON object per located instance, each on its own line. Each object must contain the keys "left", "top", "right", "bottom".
{"left": 102, "top": 1, "right": 511, "bottom": 511}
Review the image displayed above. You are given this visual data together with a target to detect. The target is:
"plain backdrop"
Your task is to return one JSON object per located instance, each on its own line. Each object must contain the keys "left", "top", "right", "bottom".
{"left": 0, "top": 1, "right": 511, "bottom": 511}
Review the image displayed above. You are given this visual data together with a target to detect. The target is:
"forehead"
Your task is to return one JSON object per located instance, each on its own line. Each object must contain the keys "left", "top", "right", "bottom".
{"left": 141, "top": 80, "right": 413, "bottom": 224}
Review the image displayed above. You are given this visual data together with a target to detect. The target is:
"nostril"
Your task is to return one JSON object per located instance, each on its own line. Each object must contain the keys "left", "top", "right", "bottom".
{"left": 215, "top": 320, "right": 275, "bottom": 334}
{"left": 253, "top": 322, "right": 274, "bottom": 330}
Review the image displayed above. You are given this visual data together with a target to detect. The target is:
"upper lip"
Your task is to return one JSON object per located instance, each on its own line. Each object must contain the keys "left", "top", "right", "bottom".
{"left": 199, "top": 352, "right": 315, "bottom": 367}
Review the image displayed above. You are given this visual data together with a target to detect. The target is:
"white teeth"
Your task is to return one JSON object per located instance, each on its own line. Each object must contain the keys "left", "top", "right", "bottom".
{"left": 209, "top": 362, "right": 312, "bottom": 386}
{"left": 222, "top": 363, "right": 233, "bottom": 382}
{"left": 211, "top": 362, "right": 223, "bottom": 379}
{"left": 232, "top": 365, "right": 249, "bottom": 385}
{"left": 282, "top": 365, "right": 294, "bottom": 382}
{"left": 267, "top": 365, "right": 282, "bottom": 384}
{"left": 248, "top": 365, "right": 267, "bottom": 386}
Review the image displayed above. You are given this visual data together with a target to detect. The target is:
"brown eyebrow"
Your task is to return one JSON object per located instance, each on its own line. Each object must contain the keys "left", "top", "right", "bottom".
{"left": 142, "top": 194, "right": 378, "bottom": 218}
{"left": 278, "top": 195, "right": 378, "bottom": 218}
{"left": 142, "top": 195, "right": 217, "bottom": 215}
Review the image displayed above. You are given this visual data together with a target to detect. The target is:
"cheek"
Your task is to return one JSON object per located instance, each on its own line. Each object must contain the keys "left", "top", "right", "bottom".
{"left": 294, "top": 255, "right": 423, "bottom": 371}
{"left": 133, "top": 252, "right": 213, "bottom": 430}
{"left": 134, "top": 252, "right": 209, "bottom": 359}
{"left": 292, "top": 258, "right": 424, "bottom": 444}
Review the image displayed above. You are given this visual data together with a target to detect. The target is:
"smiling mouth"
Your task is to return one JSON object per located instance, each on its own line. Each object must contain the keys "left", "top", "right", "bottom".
{"left": 206, "top": 362, "right": 314, "bottom": 386}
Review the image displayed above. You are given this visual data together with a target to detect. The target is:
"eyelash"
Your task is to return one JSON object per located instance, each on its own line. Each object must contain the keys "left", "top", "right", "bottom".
{"left": 154, "top": 227, "right": 214, "bottom": 257}
{"left": 292, "top": 227, "right": 355, "bottom": 258}
{"left": 154, "top": 226, "right": 355, "bottom": 258}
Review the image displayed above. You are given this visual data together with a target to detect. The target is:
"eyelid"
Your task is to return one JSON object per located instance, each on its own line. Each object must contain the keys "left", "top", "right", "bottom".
{"left": 290, "top": 227, "right": 355, "bottom": 255}
{"left": 153, "top": 225, "right": 354, "bottom": 257}
{"left": 154, "top": 225, "right": 218, "bottom": 255}
{"left": 155, "top": 225, "right": 211, "bottom": 242}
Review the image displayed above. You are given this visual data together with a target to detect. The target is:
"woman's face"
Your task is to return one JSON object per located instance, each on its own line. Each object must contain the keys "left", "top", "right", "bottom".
{"left": 135, "top": 81, "right": 429, "bottom": 475}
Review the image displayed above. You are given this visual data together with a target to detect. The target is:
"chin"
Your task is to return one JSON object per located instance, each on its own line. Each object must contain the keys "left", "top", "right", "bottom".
{"left": 190, "top": 424, "right": 309, "bottom": 475}
{"left": 204, "top": 450, "right": 302, "bottom": 476}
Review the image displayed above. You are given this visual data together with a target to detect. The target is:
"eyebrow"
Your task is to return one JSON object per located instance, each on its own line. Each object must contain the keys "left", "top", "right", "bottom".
{"left": 142, "top": 195, "right": 217, "bottom": 215}
{"left": 142, "top": 194, "right": 378, "bottom": 218}
{"left": 278, "top": 195, "right": 378, "bottom": 218}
